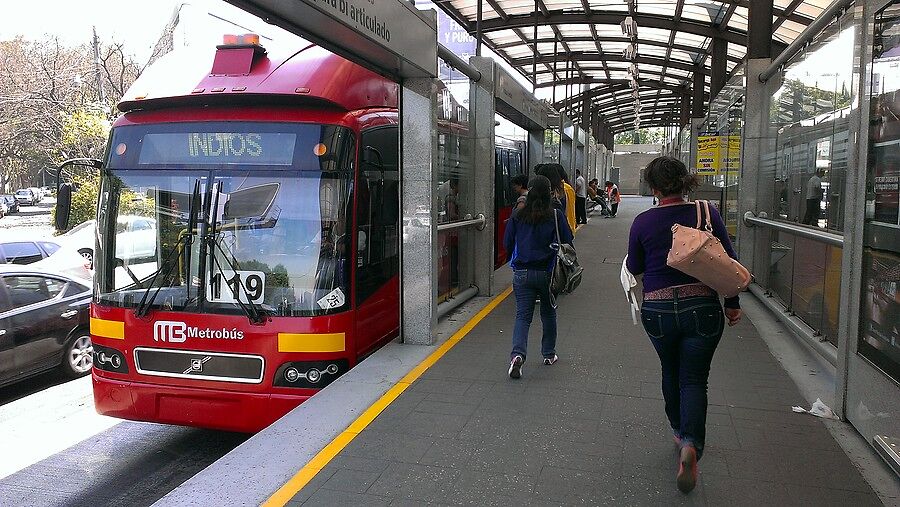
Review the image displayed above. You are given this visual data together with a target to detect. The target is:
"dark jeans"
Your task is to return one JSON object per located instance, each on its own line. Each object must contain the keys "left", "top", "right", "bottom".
{"left": 511, "top": 269, "right": 556, "bottom": 361}
{"left": 575, "top": 196, "right": 587, "bottom": 224}
{"left": 803, "top": 198, "right": 819, "bottom": 225}
{"left": 610, "top": 202, "right": 619, "bottom": 216}
{"left": 640, "top": 294, "right": 724, "bottom": 459}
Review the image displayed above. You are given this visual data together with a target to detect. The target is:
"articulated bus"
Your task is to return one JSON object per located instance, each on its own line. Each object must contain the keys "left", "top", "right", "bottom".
{"left": 88, "top": 36, "right": 528, "bottom": 432}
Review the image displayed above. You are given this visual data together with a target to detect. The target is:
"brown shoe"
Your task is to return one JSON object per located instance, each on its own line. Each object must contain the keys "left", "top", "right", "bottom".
{"left": 676, "top": 446, "right": 698, "bottom": 493}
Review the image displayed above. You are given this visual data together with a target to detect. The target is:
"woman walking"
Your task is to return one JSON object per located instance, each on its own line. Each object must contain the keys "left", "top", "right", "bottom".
{"left": 504, "top": 175, "right": 573, "bottom": 379}
{"left": 626, "top": 156, "right": 742, "bottom": 493}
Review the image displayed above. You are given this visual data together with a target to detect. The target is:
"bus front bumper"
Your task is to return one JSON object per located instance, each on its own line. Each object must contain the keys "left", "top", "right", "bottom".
{"left": 92, "top": 373, "right": 310, "bottom": 433}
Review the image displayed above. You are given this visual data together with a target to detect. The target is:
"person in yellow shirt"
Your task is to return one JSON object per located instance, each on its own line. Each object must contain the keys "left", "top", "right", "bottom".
{"left": 559, "top": 168, "right": 578, "bottom": 233}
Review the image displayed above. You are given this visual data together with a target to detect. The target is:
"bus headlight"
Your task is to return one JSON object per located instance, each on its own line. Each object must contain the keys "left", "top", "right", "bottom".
{"left": 92, "top": 343, "right": 129, "bottom": 374}
{"left": 274, "top": 359, "right": 348, "bottom": 388}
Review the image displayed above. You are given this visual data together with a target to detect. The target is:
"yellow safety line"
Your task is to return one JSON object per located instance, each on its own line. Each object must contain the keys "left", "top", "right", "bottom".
{"left": 263, "top": 286, "right": 513, "bottom": 507}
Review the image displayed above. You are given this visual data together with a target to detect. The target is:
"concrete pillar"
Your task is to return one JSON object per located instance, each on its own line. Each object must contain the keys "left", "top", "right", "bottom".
{"left": 736, "top": 59, "right": 776, "bottom": 288}
{"left": 470, "top": 56, "right": 498, "bottom": 296}
{"left": 400, "top": 78, "right": 438, "bottom": 345}
{"left": 710, "top": 37, "right": 728, "bottom": 100}
{"left": 527, "top": 129, "right": 544, "bottom": 171}
{"left": 747, "top": 0, "right": 773, "bottom": 59}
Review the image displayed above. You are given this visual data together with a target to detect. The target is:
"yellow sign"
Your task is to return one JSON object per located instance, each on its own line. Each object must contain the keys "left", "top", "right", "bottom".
{"left": 724, "top": 135, "right": 741, "bottom": 175}
{"left": 696, "top": 136, "right": 720, "bottom": 175}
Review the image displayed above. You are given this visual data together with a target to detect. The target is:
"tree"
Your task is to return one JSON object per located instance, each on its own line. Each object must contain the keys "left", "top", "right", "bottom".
{"left": 0, "top": 35, "right": 140, "bottom": 192}
{"left": 614, "top": 127, "right": 667, "bottom": 146}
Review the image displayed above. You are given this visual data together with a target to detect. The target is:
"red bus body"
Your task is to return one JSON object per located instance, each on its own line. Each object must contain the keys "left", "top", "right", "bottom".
{"left": 91, "top": 43, "right": 401, "bottom": 432}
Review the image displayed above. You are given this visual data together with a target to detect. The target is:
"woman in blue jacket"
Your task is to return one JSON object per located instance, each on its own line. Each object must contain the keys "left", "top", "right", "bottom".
{"left": 503, "top": 175, "right": 573, "bottom": 379}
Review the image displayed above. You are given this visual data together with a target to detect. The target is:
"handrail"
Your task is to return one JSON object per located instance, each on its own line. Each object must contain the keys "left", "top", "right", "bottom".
{"left": 758, "top": 0, "right": 852, "bottom": 83}
{"left": 743, "top": 212, "right": 844, "bottom": 247}
{"left": 437, "top": 44, "right": 482, "bottom": 82}
{"left": 437, "top": 213, "right": 486, "bottom": 232}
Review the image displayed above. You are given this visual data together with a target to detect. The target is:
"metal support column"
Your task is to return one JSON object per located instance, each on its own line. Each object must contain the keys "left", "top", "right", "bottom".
{"left": 710, "top": 37, "right": 728, "bottom": 101}
{"left": 400, "top": 78, "right": 438, "bottom": 345}
{"left": 470, "top": 56, "right": 498, "bottom": 296}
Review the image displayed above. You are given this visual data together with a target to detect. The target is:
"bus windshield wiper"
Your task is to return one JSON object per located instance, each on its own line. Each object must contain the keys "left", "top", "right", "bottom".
{"left": 134, "top": 180, "right": 200, "bottom": 317}
{"left": 205, "top": 182, "right": 267, "bottom": 325}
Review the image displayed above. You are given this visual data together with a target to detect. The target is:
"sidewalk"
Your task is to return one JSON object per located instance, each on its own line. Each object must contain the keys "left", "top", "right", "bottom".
{"left": 287, "top": 198, "right": 883, "bottom": 506}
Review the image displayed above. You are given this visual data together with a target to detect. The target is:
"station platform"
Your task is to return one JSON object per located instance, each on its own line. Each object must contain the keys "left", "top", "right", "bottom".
{"left": 264, "top": 197, "right": 887, "bottom": 506}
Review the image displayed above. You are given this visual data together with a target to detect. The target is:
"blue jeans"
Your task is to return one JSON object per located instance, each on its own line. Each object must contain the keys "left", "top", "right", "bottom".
{"left": 641, "top": 294, "right": 724, "bottom": 460}
{"left": 511, "top": 269, "right": 557, "bottom": 361}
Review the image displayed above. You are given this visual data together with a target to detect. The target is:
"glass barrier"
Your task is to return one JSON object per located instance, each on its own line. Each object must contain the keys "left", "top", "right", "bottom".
{"left": 768, "top": 15, "right": 855, "bottom": 233}
{"left": 767, "top": 230, "right": 843, "bottom": 347}
{"left": 859, "top": 2, "right": 900, "bottom": 383}
{"left": 435, "top": 58, "right": 474, "bottom": 302}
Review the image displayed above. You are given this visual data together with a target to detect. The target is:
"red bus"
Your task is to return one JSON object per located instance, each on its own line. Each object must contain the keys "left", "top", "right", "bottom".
{"left": 89, "top": 36, "right": 527, "bottom": 432}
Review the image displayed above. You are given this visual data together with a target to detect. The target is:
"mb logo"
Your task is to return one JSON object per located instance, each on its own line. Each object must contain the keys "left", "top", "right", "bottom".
{"left": 154, "top": 321, "right": 187, "bottom": 343}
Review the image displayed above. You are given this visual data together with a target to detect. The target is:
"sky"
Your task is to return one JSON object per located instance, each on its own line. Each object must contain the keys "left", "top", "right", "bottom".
{"left": 0, "top": 0, "right": 237, "bottom": 64}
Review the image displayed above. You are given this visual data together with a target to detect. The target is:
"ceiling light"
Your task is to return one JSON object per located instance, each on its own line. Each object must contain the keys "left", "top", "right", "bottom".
{"left": 621, "top": 16, "right": 638, "bottom": 38}
{"left": 623, "top": 43, "right": 637, "bottom": 61}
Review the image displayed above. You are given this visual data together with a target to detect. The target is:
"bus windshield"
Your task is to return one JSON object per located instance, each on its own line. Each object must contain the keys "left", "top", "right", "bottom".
{"left": 94, "top": 122, "right": 355, "bottom": 317}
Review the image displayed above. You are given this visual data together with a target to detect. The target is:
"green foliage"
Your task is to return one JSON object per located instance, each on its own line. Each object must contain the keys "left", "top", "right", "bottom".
{"left": 61, "top": 109, "right": 110, "bottom": 159}
{"left": 614, "top": 128, "right": 667, "bottom": 146}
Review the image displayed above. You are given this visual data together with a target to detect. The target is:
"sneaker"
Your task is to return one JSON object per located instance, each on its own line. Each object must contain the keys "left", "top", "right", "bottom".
{"left": 676, "top": 446, "right": 698, "bottom": 493}
{"left": 543, "top": 354, "right": 558, "bottom": 365}
{"left": 508, "top": 355, "right": 524, "bottom": 379}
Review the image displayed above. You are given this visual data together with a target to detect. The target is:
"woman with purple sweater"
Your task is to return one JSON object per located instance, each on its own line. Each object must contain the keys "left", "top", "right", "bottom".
{"left": 626, "top": 156, "right": 742, "bottom": 494}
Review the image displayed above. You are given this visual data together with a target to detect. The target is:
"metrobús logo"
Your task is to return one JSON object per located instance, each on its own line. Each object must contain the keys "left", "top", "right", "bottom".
{"left": 153, "top": 321, "right": 244, "bottom": 343}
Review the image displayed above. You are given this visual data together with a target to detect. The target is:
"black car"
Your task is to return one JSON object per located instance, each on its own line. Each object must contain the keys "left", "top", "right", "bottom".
{"left": 0, "top": 240, "right": 61, "bottom": 264}
{"left": 0, "top": 265, "right": 92, "bottom": 386}
{"left": 0, "top": 195, "right": 19, "bottom": 214}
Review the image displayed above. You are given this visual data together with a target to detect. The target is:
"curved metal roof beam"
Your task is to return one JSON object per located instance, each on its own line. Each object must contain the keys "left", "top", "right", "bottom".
{"left": 477, "top": 11, "right": 749, "bottom": 46}
{"left": 510, "top": 52, "right": 702, "bottom": 74}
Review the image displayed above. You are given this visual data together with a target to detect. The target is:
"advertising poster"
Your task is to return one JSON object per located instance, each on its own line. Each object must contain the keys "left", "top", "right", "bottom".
{"left": 725, "top": 135, "right": 741, "bottom": 175}
{"left": 860, "top": 249, "right": 900, "bottom": 382}
{"left": 696, "top": 135, "right": 720, "bottom": 175}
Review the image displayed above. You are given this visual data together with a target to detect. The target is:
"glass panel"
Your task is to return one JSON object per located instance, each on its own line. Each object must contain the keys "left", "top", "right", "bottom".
{"left": 860, "top": 2, "right": 900, "bottom": 382}
{"left": 435, "top": 58, "right": 475, "bottom": 302}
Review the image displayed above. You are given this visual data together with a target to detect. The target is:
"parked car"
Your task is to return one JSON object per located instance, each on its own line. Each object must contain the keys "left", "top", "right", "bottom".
{"left": 59, "top": 216, "right": 157, "bottom": 268}
{"left": 0, "top": 240, "right": 61, "bottom": 264}
{"left": 31, "top": 246, "right": 93, "bottom": 282}
{"left": 14, "top": 189, "right": 37, "bottom": 206}
{"left": 0, "top": 264, "right": 93, "bottom": 386}
{"left": 0, "top": 200, "right": 6, "bottom": 218}
{"left": 40, "top": 186, "right": 54, "bottom": 198}
{"left": 29, "top": 187, "right": 43, "bottom": 203}
{"left": 0, "top": 195, "right": 20, "bottom": 214}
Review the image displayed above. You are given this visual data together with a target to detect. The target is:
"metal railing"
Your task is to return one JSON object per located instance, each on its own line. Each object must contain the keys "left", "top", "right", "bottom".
{"left": 743, "top": 212, "right": 844, "bottom": 246}
{"left": 437, "top": 44, "right": 482, "bottom": 82}
{"left": 436, "top": 213, "right": 486, "bottom": 232}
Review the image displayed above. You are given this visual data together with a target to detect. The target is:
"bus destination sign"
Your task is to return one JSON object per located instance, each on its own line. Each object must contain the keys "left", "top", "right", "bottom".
{"left": 138, "top": 132, "right": 297, "bottom": 165}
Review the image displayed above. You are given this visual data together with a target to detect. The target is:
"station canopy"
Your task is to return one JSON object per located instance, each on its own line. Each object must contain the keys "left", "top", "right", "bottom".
{"left": 435, "top": 0, "right": 832, "bottom": 133}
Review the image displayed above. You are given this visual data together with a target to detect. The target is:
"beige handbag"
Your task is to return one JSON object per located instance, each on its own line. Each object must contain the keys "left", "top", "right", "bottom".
{"left": 666, "top": 200, "right": 751, "bottom": 298}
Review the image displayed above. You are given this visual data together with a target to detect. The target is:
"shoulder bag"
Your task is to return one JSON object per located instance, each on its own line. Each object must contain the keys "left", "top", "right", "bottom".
{"left": 550, "top": 210, "right": 583, "bottom": 297}
{"left": 666, "top": 200, "right": 751, "bottom": 298}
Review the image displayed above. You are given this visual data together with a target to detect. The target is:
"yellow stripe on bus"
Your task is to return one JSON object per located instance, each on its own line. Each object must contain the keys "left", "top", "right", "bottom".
{"left": 90, "top": 318, "right": 125, "bottom": 340}
{"left": 277, "top": 333, "right": 346, "bottom": 353}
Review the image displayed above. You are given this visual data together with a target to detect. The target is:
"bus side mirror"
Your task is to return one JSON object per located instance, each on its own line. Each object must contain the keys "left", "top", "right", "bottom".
{"left": 55, "top": 183, "right": 73, "bottom": 232}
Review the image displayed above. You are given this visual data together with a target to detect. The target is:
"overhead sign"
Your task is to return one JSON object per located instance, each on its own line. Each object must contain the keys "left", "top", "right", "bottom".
{"left": 226, "top": 0, "right": 437, "bottom": 78}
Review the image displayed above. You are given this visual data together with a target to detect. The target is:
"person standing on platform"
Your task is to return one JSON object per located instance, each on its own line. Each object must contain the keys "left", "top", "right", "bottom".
{"left": 802, "top": 167, "right": 825, "bottom": 226}
{"left": 559, "top": 167, "right": 578, "bottom": 233}
{"left": 504, "top": 175, "right": 573, "bottom": 379}
{"left": 626, "top": 156, "right": 742, "bottom": 494}
{"left": 605, "top": 180, "right": 621, "bottom": 218}
{"left": 511, "top": 173, "right": 529, "bottom": 213}
{"left": 575, "top": 169, "right": 588, "bottom": 225}
{"left": 535, "top": 164, "right": 566, "bottom": 214}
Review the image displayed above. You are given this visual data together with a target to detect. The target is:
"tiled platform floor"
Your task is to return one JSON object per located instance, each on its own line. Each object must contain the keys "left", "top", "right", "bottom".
{"left": 290, "top": 198, "right": 884, "bottom": 506}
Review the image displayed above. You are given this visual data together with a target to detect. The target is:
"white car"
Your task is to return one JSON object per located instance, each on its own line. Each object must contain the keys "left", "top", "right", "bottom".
{"left": 59, "top": 216, "right": 157, "bottom": 267}
{"left": 31, "top": 245, "right": 93, "bottom": 282}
